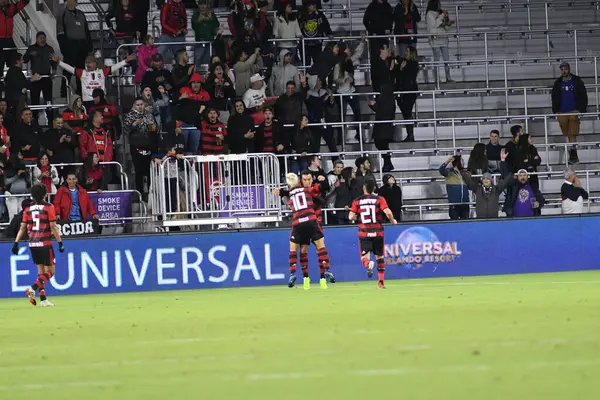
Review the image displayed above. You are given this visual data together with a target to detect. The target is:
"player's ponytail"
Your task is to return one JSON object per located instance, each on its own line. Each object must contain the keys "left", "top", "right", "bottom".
{"left": 286, "top": 173, "right": 299, "bottom": 187}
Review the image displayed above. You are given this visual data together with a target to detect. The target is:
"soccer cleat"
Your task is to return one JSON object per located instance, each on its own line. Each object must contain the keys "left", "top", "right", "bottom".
{"left": 25, "top": 287, "right": 37, "bottom": 306}
{"left": 320, "top": 278, "right": 328, "bottom": 290}
{"left": 40, "top": 300, "right": 55, "bottom": 307}
{"left": 324, "top": 270, "right": 336, "bottom": 283}
{"left": 288, "top": 275, "right": 297, "bottom": 288}
{"left": 303, "top": 277, "right": 311, "bottom": 290}
{"left": 367, "top": 261, "right": 374, "bottom": 278}
{"left": 378, "top": 281, "right": 386, "bottom": 289}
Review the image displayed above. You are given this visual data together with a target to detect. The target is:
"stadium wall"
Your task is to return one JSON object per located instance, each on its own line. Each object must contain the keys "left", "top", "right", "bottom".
{"left": 1, "top": 215, "right": 599, "bottom": 298}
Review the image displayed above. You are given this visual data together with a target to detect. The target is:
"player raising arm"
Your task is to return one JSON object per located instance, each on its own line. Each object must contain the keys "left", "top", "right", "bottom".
{"left": 349, "top": 179, "right": 397, "bottom": 289}
{"left": 12, "top": 184, "right": 65, "bottom": 307}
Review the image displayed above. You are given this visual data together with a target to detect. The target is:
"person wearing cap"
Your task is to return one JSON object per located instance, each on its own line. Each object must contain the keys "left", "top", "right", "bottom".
{"left": 233, "top": 47, "right": 264, "bottom": 97}
{"left": 175, "top": 72, "right": 211, "bottom": 154}
{"left": 298, "top": 0, "right": 332, "bottom": 66}
{"left": 0, "top": 0, "right": 29, "bottom": 81}
{"left": 23, "top": 32, "right": 57, "bottom": 124}
{"left": 158, "top": 0, "right": 188, "bottom": 64}
{"left": 460, "top": 148, "right": 512, "bottom": 219}
{"left": 274, "top": 4, "right": 302, "bottom": 63}
{"left": 504, "top": 169, "right": 545, "bottom": 218}
{"left": 87, "top": 88, "right": 122, "bottom": 141}
{"left": 192, "top": 0, "right": 219, "bottom": 70}
{"left": 551, "top": 61, "right": 588, "bottom": 164}
{"left": 270, "top": 49, "right": 300, "bottom": 96}
{"left": 52, "top": 52, "right": 136, "bottom": 107}
{"left": 243, "top": 73, "right": 269, "bottom": 124}
{"left": 141, "top": 52, "right": 175, "bottom": 99}
{"left": 561, "top": 168, "right": 589, "bottom": 214}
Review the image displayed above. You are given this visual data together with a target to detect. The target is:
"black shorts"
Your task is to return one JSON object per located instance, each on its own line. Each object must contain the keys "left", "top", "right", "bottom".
{"left": 360, "top": 237, "right": 384, "bottom": 257}
{"left": 290, "top": 221, "right": 324, "bottom": 245}
{"left": 30, "top": 247, "right": 55, "bottom": 266}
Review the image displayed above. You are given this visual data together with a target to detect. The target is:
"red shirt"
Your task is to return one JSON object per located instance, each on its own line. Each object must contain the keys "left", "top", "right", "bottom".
{"left": 23, "top": 202, "right": 56, "bottom": 248}
{"left": 287, "top": 186, "right": 318, "bottom": 226}
{"left": 350, "top": 194, "right": 389, "bottom": 238}
{"left": 310, "top": 184, "right": 323, "bottom": 223}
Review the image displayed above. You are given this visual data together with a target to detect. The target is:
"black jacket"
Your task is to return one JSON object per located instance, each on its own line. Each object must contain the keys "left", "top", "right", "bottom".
{"left": 23, "top": 44, "right": 57, "bottom": 75}
{"left": 394, "top": 58, "right": 419, "bottom": 92}
{"left": 378, "top": 174, "right": 402, "bottom": 220}
{"left": 551, "top": 74, "right": 588, "bottom": 113}
{"left": 371, "top": 57, "right": 392, "bottom": 93}
{"left": 105, "top": 2, "right": 140, "bottom": 36}
{"left": 172, "top": 64, "right": 193, "bottom": 94}
{"left": 363, "top": 0, "right": 394, "bottom": 35}
{"left": 393, "top": 2, "right": 421, "bottom": 38}
{"left": 504, "top": 181, "right": 546, "bottom": 217}
{"left": 42, "top": 127, "right": 77, "bottom": 165}
{"left": 4, "top": 66, "right": 29, "bottom": 107}
{"left": 204, "top": 75, "right": 236, "bottom": 111}
{"left": 369, "top": 83, "right": 396, "bottom": 141}
{"left": 307, "top": 45, "right": 343, "bottom": 85}
{"left": 227, "top": 108, "right": 256, "bottom": 154}
{"left": 10, "top": 122, "right": 41, "bottom": 159}
{"left": 351, "top": 169, "right": 377, "bottom": 200}
{"left": 141, "top": 68, "right": 175, "bottom": 99}
{"left": 274, "top": 92, "right": 308, "bottom": 124}
{"left": 293, "top": 126, "right": 313, "bottom": 154}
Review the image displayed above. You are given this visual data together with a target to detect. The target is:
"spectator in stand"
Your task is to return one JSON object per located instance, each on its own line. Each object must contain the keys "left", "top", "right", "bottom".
{"left": 5, "top": 53, "right": 41, "bottom": 117}
{"left": 291, "top": 115, "right": 313, "bottom": 173}
{"left": 214, "top": 31, "right": 236, "bottom": 69}
{"left": 255, "top": 107, "right": 279, "bottom": 153}
{"left": 124, "top": 98, "right": 159, "bottom": 199}
{"left": 158, "top": 0, "right": 188, "bottom": 64}
{"left": 234, "top": 19, "right": 261, "bottom": 58}
{"left": 325, "top": 159, "right": 343, "bottom": 206}
{"left": 395, "top": 46, "right": 419, "bottom": 142}
{"left": 4, "top": 152, "right": 30, "bottom": 220}
{"left": 298, "top": 1, "right": 332, "bottom": 66}
{"left": 227, "top": 99, "right": 256, "bottom": 154}
{"left": 307, "top": 154, "right": 327, "bottom": 182}
{"left": 80, "top": 110, "right": 113, "bottom": 163}
{"left": 332, "top": 166, "right": 354, "bottom": 224}
{"left": 200, "top": 107, "right": 227, "bottom": 155}
{"left": 0, "top": 0, "right": 29, "bottom": 82}
{"left": 42, "top": 116, "right": 76, "bottom": 179}
{"left": 552, "top": 62, "right": 588, "bottom": 164}
{"left": 305, "top": 41, "right": 343, "bottom": 94}
{"left": 176, "top": 72, "right": 210, "bottom": 154}
{"left": 504, "top": 124, "right": 523, "bottom": 173}
{"left": 228, "top": 0, "right": 258, "bottom": 42}
{"left": 142, "top": 53, "right": 175, "bottom": 99}
{"left": 439, "top": 155, "right": 469, "bottom": 220}
{"left": 52, "top": 53, "right": 136, "bottom": 107}
{"left": 172, "top": 49, "right": 195, "bottom": 94}
{"left": 56, "top": 0, "right": 93, "bottom": 95}
{"left": 6, "top": 198, "right": 32, "bottom": 238}
{"left": 394, "top": 0, "right": 421, "bottom": 57}
{"left": 351, "top": 156, "right": 376, "bottom": 200}
{"left": 135, "top": 35, "right": 159, "bottom": 85}
{"left": 514, "top": 134, "right": 541, "bottom": 191}
{"left": 106, "top": 0, "right": 139, "bottom": 74}
{"left": 274, "top": 4, "right": 302, "bottom": 63}
{"left": 162, "top": 121, "right": 186, "bottom": 157}
{"left": 274, "top": 79, "right": 307, "bottom": 125}
{"left": 505, "top": 169, "right": 545, "bottom": 218}
{"left": 460, "top": 149, "right": 512, "bottom": 219}
{"left": 137, "top": 0, "right": 150, "bottom": 40}
{"left": 305, "top": 88, "right": 337, "bottom": 157}
{"left": 23, "top": 32, "right": 57, "bottom": 124}
{"left": 192, "top": 0, "right": 219, "bottom": 69}
{"left": 270, "top": 50, "right": 300, "bottom": 96}
{"left": 561, "top": 168, "right": 589, "bottom": 214}
{"left": 141, "top": 85, "right": 168, "bottom": 128}
{"left": 0, "top": 99, "right": 14, "bottom": 129}
{"left": 363, "top": 0, "right": 394, "bottom": 62}
{"left": 333, "top": 36, "right": 365, "bottom": 142}
{"left": 88, "top": 88, "right": 122, "bottom": 141}
{"left": 204, "top": 63, "right": 236, "bottom": 123}
{"left": 378, "top": 174, "right": 403, "bottom": 221}
{"left": 368, "top": 83, "right": 395, "bottom": 172}
{"left": 53, "top": 172, "right": 98, "bottom": 221}
{"left": 243, "top": 74, "right": 268, "bottom": 124}
{"left": 234, "top": 47, "right": 264, "bottom": 97}
{"left": 486, "top": 129, "right": 503, "bottom": 173}
{"left": 0, "top": 113, "right": 10, "bottom": 159}
{"left": 371, "top": 44, "right": 392, "bottom": 93}
{"left": 32, "top": 153, "right": 60, "bottom": 195}
{"left": 79, "top": 152, "right": 106, "bottom": 192}
{"left": 62, "top": 95, "right": 88, "bottom": 137}
{"left": 467, "top": 143, "right": 489, "bottom": 177}
{"left": 11, "top": 108, "right": 41, "bottom": 164}
{"left": 426, "top": 0, "right": 454, "bottom": 85}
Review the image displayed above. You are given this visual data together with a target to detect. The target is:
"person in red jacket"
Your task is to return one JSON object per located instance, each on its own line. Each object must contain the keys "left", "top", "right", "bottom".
{"left": 158, "top": 0, "right": 187, "bottom": 64}
{"left": 79, "top": 110, "right": 114, "bottom": 162}
{"left": 0, "top": 0, "right": 29, "bottom": 80}
{"left": 53, "top": 172, "right": 98, "bottom": 221}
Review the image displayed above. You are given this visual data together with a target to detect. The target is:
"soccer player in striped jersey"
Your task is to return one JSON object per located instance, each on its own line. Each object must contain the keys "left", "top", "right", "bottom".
{"left": 274, "top": 173, "right": 332, "bottom": 290}
{"left": 349, "top": 179, "right": 397, "bottom": 288}
{"left": 12, "top": 184, "right": 65, "bottom": 306}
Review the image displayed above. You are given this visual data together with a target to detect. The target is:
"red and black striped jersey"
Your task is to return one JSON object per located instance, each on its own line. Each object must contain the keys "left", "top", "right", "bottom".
{"left": 350, "top": 194, "right": 389, "bottom": 238}
{"left": 310, "top": 184, "right": 323, "bottom": 223}
{"left": 200, "top": 121, "right": 227, "bottom": 155}
{"left": 22, "top": 202, "right": 56, "bottom": 248}
{"left": 261, "top": 124, "right": 275, "bottom": 152}
{"left": 287, "top": 186, "right": 318, "bottom": 226}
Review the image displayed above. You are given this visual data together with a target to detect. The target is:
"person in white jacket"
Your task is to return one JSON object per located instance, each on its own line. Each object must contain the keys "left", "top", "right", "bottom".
{"left": 32, "top": 154, "right": 60, "bottom": 195}
{"left": 270, "top": 49, "right": 300, "bottom": 96}
{"left": 273, "top": 5, "right": 302, "bottom": 63}
{"left": 425, "top": 0, "right": 454, "bottom": 84}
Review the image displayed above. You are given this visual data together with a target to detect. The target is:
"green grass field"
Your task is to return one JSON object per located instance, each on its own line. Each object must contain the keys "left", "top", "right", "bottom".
{"left": 1, "top": 271, "right": 600, "bottom": 400}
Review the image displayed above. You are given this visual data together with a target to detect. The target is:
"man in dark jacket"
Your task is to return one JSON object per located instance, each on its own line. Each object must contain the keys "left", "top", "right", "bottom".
{"left": 351, "top": 156, "right": 377, "bottom": 200}
{"left": 378, "top": 173, "right": 402, "bottom": 221}
{"left": 142, "top": 53, "right": 175, "bottom": 99}
{"left": 172, "top": 49, "right": 195, "bottom": 94}
{"left": 371, "top": 44, "right": 392, "bottom": 92}
{"left": 461, "top": 149, "right": 512, "bottom": 219}
{"left": 504, "top": 169, "right": 545, "bottom": 218}
{"left": 227, "top": 99, "right": 256, "bottom": 154}
{"left": 504, "top": 124, "right": 523, "bottom": 173}
{"left": 393, "top": 0, "right": 421, "bottom": 56}
{"left": 0, "top": 0, "right": 29, "bottom": 81}
{"left": 274, "top": 80, "right": 308, "bottom": 126}
{"left": 486, "top": 129, "right": 503, "bottom": 173}
{"left": 23, "top": 31, "right": 56, "bottom": 123}
{"left": 551, "top": 61, "right": 588, "bottom": 164}
{"left": 363, "top": 0, "right": 394, "bottom": 62}
{"left": 42, "top": 116, "right": 76, "bottom": 179}
{"left": 10, "top": 108, "right": 42, "bottom": 162}
{"left": 5, "top": 53, "right": 41, "bottom": 116}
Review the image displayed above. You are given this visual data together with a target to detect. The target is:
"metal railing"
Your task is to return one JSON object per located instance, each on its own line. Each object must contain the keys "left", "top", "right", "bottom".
{"left": 23, "top": 161, "right": 130, "bottom": 191}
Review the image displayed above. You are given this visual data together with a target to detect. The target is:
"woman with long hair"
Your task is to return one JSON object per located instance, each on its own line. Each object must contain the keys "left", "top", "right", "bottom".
{"left": 62, "top": 95, "right": 88, "bottom": 137}
{"left": 426, "top": 0, "right": 454, "bottom": 84}
{"left": 467, "top": 143, "right": 489, "bottom": 177}
{"left": 515, "top": 134, "right": 542, "bottom": 190}
{"left": 32, "top": 153, "right": 60, "bottom": 195}
{"left": 395, "top": 45, "right": 419, "bottom": 142}
{"left": 79, "top": 152, "right": 105, "bottom": 192}
{"left": 274, "top": 3, "right": 302, "bottom": 63}
{"left": 369, "top": 83, "right": 396, "bottom": 172}
{"left": 394, "top": 0, "right": 421, "bottom": 57}
{"left": 204, "top": 63, "right": 236, "bottom": 123}
{"left": 135, "top": 35, "right": 158, "bottom": 84}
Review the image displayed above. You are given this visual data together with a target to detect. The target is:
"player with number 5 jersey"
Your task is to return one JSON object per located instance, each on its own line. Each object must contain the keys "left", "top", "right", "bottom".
{"left": 349, "top": 179, "right": 397, "bottom": 288}
{"left": 13, "top": 184, "right": 65, "bottom": 307}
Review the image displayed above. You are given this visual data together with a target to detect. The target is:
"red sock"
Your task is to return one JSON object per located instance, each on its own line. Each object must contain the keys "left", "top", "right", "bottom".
{"left": 377, "top": 258, "right": 385, "bottom": 282}
{"left": 300, "top": 253, "right": 309, "bottom": 278}
{"left": 317, "top": 247, "right": 330, "bottom": 269}
{"left": 361, "top": 256, "right": 370, "bottom": 268}
{"left": 289, "top": 251, "right": 298, "bottom": 274}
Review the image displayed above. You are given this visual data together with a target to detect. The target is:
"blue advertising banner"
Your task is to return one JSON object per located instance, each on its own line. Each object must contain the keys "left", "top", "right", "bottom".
{"left": 1, "top": 215, "right": 599, "bottom": 298}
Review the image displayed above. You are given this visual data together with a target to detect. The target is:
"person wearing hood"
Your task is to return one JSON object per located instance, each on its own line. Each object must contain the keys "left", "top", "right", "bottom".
{"left": 80, "top": 110, "right": 114, "bottom": 163}
{"left": 298, "top": 1, "right": 332, "bottom": 66}
{"left": 172, "top": 49, "right": 195, "bottom": 94}
{"left": 62, "top": 95, "right": 88, "bottom": 137}
{"left": 227, "top": 99, "right": 256, "bottom": 154}
{"left": 504, "top": 169, "right": 545, "bottom": 218}
{"left": 270, "top": 49, "right": 301, "bottom": 96}
{"left": 10, "top": 108, "right": 42, "bottom": 163}
{"left": 363, "top": 0, "right": 394, "bottom": 61}
{"left": 243, "top": 73, "right": 269, "bottom": 124}
{"left": 124, "top": 97, "right": 159, "bottom": 197}
{"left": 233, "top": 47, "right": 264, "bottom": 97}
{"left": 461, "top": 149, "right": 513, "bottom": 219}
{"left": 273, "top": 4, "right": 302, "bottom": 63}
{"left": 204, "top": 62, "right": 236, "bottom": 123}
{"left": 87, "top": 88, "right": 122, "bottom": 141}
{"left": 439, "top": 155, "right": 469, "bottom": 220}
{"left": 378, "top": 174, "right": 403, "bottom": 221}
{"left": 200, "top": 107, "right": 227, "bottom": 155}
{"left": 135, "top": 35, "right": 158, "bottom": 84}
{"left": 351, "top": 156, "right": 377, "bottom": 200}
{"left": 176, "top": 72, "right": 210, "bottom": 154}
{"left": 142, "top": 53, "right": 175, "bottom": 99}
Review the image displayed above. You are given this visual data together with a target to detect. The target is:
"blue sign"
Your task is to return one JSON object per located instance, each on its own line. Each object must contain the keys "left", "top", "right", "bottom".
{"left": 1, "top": 215, "right": 599, "bottom": 298}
